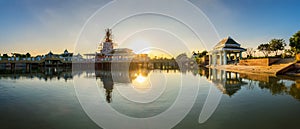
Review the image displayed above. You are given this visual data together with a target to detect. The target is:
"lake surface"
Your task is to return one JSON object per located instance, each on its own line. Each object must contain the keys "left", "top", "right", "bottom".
{"left": 0, "top": 67, "right": 300, "bottom": 129}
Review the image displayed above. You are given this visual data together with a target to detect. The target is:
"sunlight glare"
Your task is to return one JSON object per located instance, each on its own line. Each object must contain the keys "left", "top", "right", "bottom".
{"left": 135, "top": 74, "right": 146, "bottom": 83}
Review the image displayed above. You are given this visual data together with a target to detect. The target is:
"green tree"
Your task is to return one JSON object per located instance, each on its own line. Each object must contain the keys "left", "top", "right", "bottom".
{"left": 245, "top": 48, "right": 254, "bottom": 58}
{"left": 269, "top": 38, "right": 286, "bottom": 56}
{"left": 284, "top": 49, "right": 294, "bottom": 57}
{"left": 257, "top": 43, "right": 271, "bottom": 57}
{"left": 2, "top": 54, "right": 9, "bottom": 58}
{"left": 11, "top": 53, "right": 21, "bottom": 57}
{"left": 26, "top": 53, "right": 31, "bottom": 58}
{"left": 290, "top": 30, "right": 300, "bottom": 54}
{"left": 199, "top": 50, "right": 208, "bottom": 58}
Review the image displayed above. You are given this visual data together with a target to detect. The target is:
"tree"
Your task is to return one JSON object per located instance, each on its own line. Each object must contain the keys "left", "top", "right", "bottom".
{"left": 283, "top": 49, "right": 294, "bottom": 57}
{"left": 245, "top": 48, "right": 254, "bottom": 58}
{"left": 269, "top": 38, "right": 286, "bottom": 56}
{"left": 2, "top": 54, "right": 9, "bottom": 58}
{"left": 290, "top": 30, "right": 300, "bottom": 54}
{"left": 257, "top": 43, "right": 271, "bottom": 57}
{"left": 26, "top": 53, "right": 31, "bottom": 58}
{"left": 11, "top": 53, "right": 21, "bottom": 57}
{"left": 199, "top": 50, "right": 208, "bottom": 58}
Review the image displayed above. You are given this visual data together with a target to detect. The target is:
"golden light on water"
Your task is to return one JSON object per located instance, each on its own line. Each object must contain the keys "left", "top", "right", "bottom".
{"left": 132, "top": 74, "right": 151, "bottom": 90}
{"left": 135, "top": 74, "right": 147, "bottom": 83}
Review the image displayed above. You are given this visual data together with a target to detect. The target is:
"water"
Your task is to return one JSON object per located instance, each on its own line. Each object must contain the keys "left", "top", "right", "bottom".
{"left": 0, "top": 67, "right": 300, "bottom": 129}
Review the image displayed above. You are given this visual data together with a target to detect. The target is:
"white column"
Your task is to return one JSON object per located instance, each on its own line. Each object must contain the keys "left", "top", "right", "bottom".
{"left": 219, "top": 51, "right": 223, "bottom": 65}
{"left": 212, "top": 54, "right": 214, "bottom": 66}
{"left": 223, "top": 51, "right": 227, "bottom": 65}
{"left": 214, "top": 54, "right": 217, "bottom": 66}
{"left": 239, "top": 52, "right": 242, "bottom": 59}
{"left": 213, "top": 54, "right": 216, "bottom": 66}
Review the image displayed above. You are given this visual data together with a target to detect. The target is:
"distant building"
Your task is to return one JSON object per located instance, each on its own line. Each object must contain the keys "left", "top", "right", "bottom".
{"left": 44, "top": 49, "right": 74, "bottom": 62}
{"left": 45, "top": 51, "right": 54, "bottom": 58}
{"left": 96, "top": 29, "right": 149, "bottom": 62}
{"left": 73, "top": 53, "right": 84, "bottom": 62}
{"left": 60, "top": 49, "right": 73, "bottom": 61}
{"left": 208, "top": 37, "right": 246, "bottom": 66}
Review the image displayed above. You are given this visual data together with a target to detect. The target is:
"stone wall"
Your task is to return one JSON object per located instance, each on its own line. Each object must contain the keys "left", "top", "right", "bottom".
{"left": 239, "top": 58, "right": 280, "bottom": 66}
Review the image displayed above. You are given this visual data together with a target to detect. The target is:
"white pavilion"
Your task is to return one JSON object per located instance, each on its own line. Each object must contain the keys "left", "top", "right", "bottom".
{"left": 208, "top": 37, "right": 246, "bottom": 66}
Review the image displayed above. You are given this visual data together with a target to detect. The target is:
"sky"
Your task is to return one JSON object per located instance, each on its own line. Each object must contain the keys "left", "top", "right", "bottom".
{"left": 0, "top": 0, "right": 300, "bottom": 56}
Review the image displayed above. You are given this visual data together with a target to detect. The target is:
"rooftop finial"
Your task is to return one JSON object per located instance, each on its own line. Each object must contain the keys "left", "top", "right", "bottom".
{"left": 105, "top": 28, "right": 112, "bottom": 42}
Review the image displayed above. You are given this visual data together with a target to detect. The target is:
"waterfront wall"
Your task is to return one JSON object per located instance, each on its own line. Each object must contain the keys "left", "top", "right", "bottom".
{"left": 239, "top": 58, "right": 280, "bottom": 66}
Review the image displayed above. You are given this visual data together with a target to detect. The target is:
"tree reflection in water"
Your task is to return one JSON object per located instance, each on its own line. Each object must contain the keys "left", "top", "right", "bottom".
{"left": 1, "top": 66, "right": 300, "bottom": 102}
{"left": 258, "top": 77, "right": 288, "bottom": 95}
{"left": 289, "top": 82, "right": 300, "bottom": 100}
{"left": 237, "top": 72, "right": 300, "bottom": 100}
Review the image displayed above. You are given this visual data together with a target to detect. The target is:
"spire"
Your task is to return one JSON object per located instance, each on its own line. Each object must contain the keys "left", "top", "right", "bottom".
{"left": 105, "top": 28, "right": 113, "bottom": 42}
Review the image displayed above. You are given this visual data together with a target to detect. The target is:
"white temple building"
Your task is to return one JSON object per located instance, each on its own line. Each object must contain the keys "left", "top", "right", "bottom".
{"left": 94, "top": 29, "right": 149, "bottom": 63}
{"left": 208, "top": 37, "right": 246, "bottom": 66}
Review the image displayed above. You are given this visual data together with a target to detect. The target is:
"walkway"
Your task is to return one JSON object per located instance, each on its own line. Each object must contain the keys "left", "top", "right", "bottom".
{"left": 211, "top": 58, "right": 296, "bottom": 76}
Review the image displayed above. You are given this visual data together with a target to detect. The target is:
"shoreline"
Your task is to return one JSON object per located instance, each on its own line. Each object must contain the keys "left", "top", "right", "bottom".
{"left": 208, "top": 64, "right": 296, "bottom": 77}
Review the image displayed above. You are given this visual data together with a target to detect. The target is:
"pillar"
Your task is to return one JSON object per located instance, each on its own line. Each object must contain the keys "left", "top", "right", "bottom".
{"left": 209, "top": 55, "right": 212, "bottom": 66}
{"left": 11, "top": 63, "right": 15, "bottom": 71}
{"left": 211, "top": 54, "right": 214, "bottom": 66}
{"left": 219, "top": 52, "right": 223, "bottom": 65}
{"left": 235, "top": 53, "right": 238, "bottom": 64}
{"left": 223, "top": 51, "right": 227, "bottom": 65}
{"left": 209, "top": 68, "right": 212, "bottom": 80}
{"left": 220, "top": 70, "right": 224, "bottom": 81}
{"left": 239, "top": 52, "right": 242, "bottom": 59}
{"left": 213, "top": 54, "right": 217, "bottom": 66}
{"left": 26, "top": 63, "right": 31, "bottom": 72}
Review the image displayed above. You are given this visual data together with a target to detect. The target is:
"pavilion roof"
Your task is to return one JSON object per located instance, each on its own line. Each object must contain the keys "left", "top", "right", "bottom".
{"left": 211, "top": 36, "right": 246, "bottom": 52}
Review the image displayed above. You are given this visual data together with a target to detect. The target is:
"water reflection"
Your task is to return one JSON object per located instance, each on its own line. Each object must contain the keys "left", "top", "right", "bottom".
{"left": 0, "top": 68, "right": 73, "bottom": 81}
{"left": 240, "top": 73, "right": 300, "bottom": 101}
{"left": 290, "top": 82, "right": 300, "bottom": 100}
{"left": 208, "top": 69, "right": 247, "bottom": 96}
{"left": 94, "top": 68, "right": 150, "bottom": 103}
{"left": 135, "top": 74, "right": 147, "bottom": 84}
{"left": 1, "top": 67, "right": 300, "bottom": 102}
{"left": 93, "top": 67, "right": 300, "bottom": 102}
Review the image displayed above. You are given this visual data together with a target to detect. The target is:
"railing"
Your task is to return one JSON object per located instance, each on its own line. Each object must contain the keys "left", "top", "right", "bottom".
{"left": 0, "top": 57, "right": 72, "bottom": 64}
